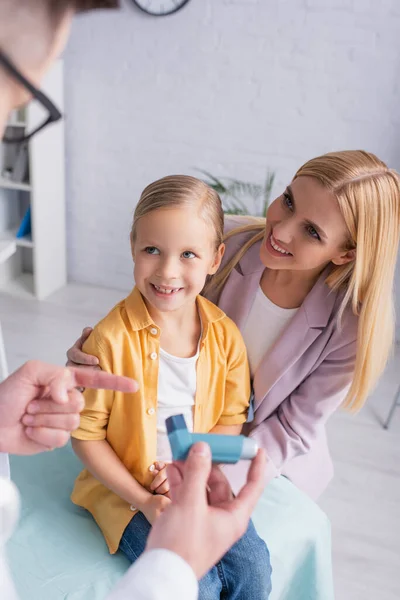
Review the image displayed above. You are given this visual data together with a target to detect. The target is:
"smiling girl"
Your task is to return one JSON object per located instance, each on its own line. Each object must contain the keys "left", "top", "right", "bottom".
{"left": 70, "top": 175, "right": 272, "bottom": 600}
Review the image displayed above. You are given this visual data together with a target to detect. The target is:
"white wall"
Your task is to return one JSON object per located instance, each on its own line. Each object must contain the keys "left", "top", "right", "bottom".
{"left": 64, "top": 0, "right": 400, "bottom": 334}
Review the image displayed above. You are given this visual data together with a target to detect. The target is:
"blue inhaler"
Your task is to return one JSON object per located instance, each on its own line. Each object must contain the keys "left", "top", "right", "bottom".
{"left": 166, "top": 414, "right": 258, "bottom": 464}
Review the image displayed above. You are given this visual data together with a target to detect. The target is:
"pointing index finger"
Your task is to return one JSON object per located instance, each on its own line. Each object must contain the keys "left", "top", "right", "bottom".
{"left": 72, "top": 369, "right": 139, "bottom": 394}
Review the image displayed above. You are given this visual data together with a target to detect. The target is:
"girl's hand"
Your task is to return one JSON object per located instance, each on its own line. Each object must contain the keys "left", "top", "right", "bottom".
{"left": 150, "top": 461, "right": 170, "bottom": 497}
{"left": 141, "top": 493, "right": 171, "bottom": 525}
{"left": 147, "top": 444, "right": 267, "bottom": 580}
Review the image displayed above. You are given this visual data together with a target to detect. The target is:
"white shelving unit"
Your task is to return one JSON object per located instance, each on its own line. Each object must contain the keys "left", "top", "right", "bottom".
{"left": 0, "top": 60, "right": 66, "bottom": 300}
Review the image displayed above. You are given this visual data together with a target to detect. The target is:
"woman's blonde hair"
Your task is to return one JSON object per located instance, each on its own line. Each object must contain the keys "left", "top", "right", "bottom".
{"left": 131, "top": 174, "right": 224, "bottom": 249}
{"left": 207, "top": 150, "right": 400, "bottom": 412}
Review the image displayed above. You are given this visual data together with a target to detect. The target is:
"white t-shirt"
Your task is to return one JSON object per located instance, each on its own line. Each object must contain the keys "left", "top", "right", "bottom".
{"left": 242, "top": 286, "right": 298, "bottom": 378}
{"left": 156, "top": 346, "right": 199, "bottom": 463}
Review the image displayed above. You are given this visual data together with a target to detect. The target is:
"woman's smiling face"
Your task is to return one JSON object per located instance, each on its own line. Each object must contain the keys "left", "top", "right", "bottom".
{"left": 260, "top": 175, "right": 356, "bottom": 273}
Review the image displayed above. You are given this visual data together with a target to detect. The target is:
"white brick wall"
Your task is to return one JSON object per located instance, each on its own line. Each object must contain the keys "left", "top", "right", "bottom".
{"left": 64, "top": 0, "right": 400, "bottom": 334}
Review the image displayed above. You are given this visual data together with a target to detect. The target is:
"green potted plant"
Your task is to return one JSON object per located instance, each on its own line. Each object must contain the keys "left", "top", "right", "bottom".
{"left": 199, "top": 169, "right": 275, "bottom": 216}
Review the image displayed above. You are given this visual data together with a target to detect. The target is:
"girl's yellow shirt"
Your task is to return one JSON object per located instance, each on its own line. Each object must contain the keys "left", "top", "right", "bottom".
{"left": 71, "top": 287, "right": 250, "bottom": 553}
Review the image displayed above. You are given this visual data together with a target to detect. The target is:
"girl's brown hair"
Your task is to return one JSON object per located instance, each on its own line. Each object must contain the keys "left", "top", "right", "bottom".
{"left": 131, "top": 174, "right": 224, "bottom": 250}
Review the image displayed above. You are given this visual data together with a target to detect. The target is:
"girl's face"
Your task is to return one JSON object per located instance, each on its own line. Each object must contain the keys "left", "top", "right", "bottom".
{"left": 260, "top": 176, "right": 356, "bottom": 274}
{"left": 132, "top": 206, "right": 224, "bottom": 315}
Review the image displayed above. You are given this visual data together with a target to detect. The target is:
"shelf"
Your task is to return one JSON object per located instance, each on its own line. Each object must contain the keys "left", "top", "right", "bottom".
{"left": 16, "top": 233, "right": 33, "bottom": 248}
{"left": 0, "top": 230, "right": 34, "bottom": 250}
{"left": 0, "top": 61, "right": 65, "bottom": 301}
{"left": 0, "top": 238, "right": 17, "bottom": 264}
{"left": 0, "top": 178, "right": 31, "bottom": 192}
{"left": 0, "top": 273, "right": 34, "bottom": 299}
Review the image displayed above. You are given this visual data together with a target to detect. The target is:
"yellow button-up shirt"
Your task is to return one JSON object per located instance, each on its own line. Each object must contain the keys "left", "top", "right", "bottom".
{"left": 71, "top": 287, "right": 250, "bottom": 553}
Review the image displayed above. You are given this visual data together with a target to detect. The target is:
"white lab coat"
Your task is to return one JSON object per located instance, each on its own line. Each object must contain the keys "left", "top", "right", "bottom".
{"left": 105, "top": 549, "right": 198, "bottom": 600}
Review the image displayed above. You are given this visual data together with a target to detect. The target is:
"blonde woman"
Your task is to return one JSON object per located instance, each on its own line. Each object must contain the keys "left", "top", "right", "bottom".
{"left": 68, "top": 150, "right": 400, "bottom": 502}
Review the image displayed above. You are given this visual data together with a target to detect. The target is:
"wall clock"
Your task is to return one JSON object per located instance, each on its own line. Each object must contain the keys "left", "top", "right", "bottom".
{"left": 131, "top": 0, "right": 191, "bottom": 17}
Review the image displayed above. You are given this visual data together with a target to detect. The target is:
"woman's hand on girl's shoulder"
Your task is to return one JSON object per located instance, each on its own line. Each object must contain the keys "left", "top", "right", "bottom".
{"left": 66, "top": 327, "right": 100, "bottom": 370}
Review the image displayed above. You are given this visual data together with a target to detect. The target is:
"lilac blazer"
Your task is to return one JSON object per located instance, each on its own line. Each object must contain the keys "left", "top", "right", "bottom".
{"left": 206, "top": 217, "right": 358, "bottom": 500}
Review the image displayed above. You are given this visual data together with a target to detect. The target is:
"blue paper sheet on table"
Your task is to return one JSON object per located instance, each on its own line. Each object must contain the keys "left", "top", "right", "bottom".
{"left": 7, "top": 447, "right": 334, "bottom": 600}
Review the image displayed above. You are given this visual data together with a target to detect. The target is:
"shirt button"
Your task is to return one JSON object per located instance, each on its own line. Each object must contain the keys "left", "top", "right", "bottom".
{"left": 129, "top": 505, "right": 136, "bottom": 511}
{"left": 150, "top": 352, "right": 157, "bottom": 360}
{"left": 150, "top": 327, "right": 158, "bottom": 335}
{"left": 149, "top": 464, "right": 156, "bottom": 472}
{"left": 147, "top": 407, "right": 155, "bottom": 416}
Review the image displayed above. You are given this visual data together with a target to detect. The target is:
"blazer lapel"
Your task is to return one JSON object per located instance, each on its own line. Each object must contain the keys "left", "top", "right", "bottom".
{"left": 218, "top": 236, "right": 265, "bottom": 331}
{"left": 253, "top": 267, "right": 337, "bottom": 411}
{"left": 252, "top": 306, "right": 319, "bottom": 410}
{"left": 218, "top": 267, "right": 263, "bottom": 331}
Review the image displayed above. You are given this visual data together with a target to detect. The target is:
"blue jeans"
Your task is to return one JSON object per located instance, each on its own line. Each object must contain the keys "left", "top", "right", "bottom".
{"left": 120, "top": 511, "right": 272, "bottom": 600}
